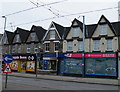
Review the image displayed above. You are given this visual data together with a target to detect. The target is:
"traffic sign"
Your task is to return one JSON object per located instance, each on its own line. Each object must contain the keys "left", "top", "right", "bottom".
{"left": 4, "top": 55, "right": 13, "bottom": 64}
{"left": 3, "top": 64, "right": 12, "bottom": 73}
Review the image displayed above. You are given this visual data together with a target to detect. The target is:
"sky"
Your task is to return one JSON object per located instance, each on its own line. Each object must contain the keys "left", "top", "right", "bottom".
{"left": 0, "top": 0, "right": 120, "bottom": 34}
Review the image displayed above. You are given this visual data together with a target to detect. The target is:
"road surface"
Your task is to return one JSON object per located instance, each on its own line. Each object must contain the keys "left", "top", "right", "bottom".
{"left": 2, "top": 75, "right": 119, "bottom": 90}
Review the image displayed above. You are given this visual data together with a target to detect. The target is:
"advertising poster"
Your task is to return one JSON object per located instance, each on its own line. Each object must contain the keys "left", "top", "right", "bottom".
{"left": 26, "top": 61, "right": 35, "bottom": 72}
{"left": 10, "top": 61, "right": 19, "bottom": 70}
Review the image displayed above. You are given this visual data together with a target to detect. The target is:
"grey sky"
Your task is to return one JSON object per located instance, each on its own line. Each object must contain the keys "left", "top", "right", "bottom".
{"left": 0, "top": 0, "right": 120, "bottom": 34}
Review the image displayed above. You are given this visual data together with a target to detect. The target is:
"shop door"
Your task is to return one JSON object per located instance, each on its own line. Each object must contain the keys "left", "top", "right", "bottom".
{"left": 20, "top": 61, "right": 26, "bottom": 72}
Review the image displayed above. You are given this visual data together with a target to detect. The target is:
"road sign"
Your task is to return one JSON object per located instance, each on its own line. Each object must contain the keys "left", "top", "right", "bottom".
{"left": 4, "top": 55, "right": 13, "bottom": 64}
{"left": 3, "top": 64, "right": 12, "bottom": 73}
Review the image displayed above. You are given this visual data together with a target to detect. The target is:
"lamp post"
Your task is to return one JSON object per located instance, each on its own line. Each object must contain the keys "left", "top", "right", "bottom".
{"left": 78, "top": 15, "right": 85, "bottom": 77}
{"left": 1, "top": 16, "right": 7, "bottom": 54}
{"left": 82, "top": 16, "right": 85, "bottom": 77}
{"left": 2, "top": 16, "right": 7, "bottom": 31}
{"left": 2, "top": 16, "right": 7, "bottom": 88}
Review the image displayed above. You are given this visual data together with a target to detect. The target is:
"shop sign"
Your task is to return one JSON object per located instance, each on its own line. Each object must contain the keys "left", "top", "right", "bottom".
{"left": 64, "top": 53, "right": 83, "bottom": 57}
{"left": 13, "top": 56, "right": 27, "bottom": 60}
{"left": 27, "top": 55, "right": 35, "bottom": 61}
{"left": 13, "top": 55, "right": 36, "bottom": 60}
{"left": 43, "top": 54, "right": 56, "bottom": 57}
{"left": 85, "top": 53, "right": 116, "bottom": 58}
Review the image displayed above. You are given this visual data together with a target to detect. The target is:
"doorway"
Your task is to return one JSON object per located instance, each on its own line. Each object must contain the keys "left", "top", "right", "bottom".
{"left": 20, "top": 61, "right": 26, "bottom": 72}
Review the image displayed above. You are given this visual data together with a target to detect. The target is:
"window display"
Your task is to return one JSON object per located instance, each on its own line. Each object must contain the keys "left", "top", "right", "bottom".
{"left": 85, "top": 58, "right": 116, "bottom": 76}
{"left": 10, "top": 61, "right": 19, "bottom": 70}
{"left": 26, "top": 61, "right": 35, "bottom": 72}
{"left": 60, "top": 58, "right": 83, "bottom": 74}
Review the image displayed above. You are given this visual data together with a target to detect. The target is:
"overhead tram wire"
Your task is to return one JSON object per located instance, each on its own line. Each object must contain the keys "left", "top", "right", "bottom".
{"left": 13, "top": 6, "right": 118, "bottom": 26}
{"left": 29, "top": 0, "right": 60, "bottom": 17}
{"left": 0, "top": 6, "right": 118, "bottom": 30}
{"left": 4, "top": 0, "right": 68, "bottom": 17}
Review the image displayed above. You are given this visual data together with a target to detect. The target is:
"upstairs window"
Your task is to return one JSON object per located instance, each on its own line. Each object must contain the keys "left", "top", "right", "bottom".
{"left": 16, "top": 34, "right": 20, "bottom": 42}
{"left": 26, "top": 44, "right": 31, "bottom": 53}
{"left": 67, "top": 41, "right": 73, "bottom": 51}
{"left": 100, "top": 24, "right": 107, "bottom": 35}
{"left": 34, "top": 44, "right": 38, "bottom": 53}
{"left": 78, "top": 41, "right": 83, "bottom": 51}
{"left": 12, "top": 45, "right": 15, "bottom": 53}
{"left": 18, "top": 45, "right": 21, "bottom": 53}
{"left": 73, "top": 27, "right": 79, "bottom": 37}
{"left": 31, "top": 33, "right": 36, "bottom": 41}
{"left": 107, "top": 39, "right": 112, "bottom": 51}
{"left": 50, "top": 30, "right": 55, "bottom": 39}
{"left": 54, "top": 42, "right": 59, "bottom": 51}
{"left": 93, "top": 40, "right": 100, "bottom": 51}
{"left": 45, "top": 43, "right": 50, "bottom": 52}
{"left": 3, "top": 37, "right": 7, "bottom": 44}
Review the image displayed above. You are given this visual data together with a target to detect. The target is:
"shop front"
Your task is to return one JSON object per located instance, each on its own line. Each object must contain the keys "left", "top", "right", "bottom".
{"left": 59, "top": 53, "right": 117, "bottom": 78}
{"left": 10, "top": 55, "right": 36, "bottom": 73}
{"left": 85, "top": 53, "right": 117, "bottom": 77}
{"left": 59, "top": 53, "right": 84, "bottom": 75}
{"left": 40, "top": 53, "right": 58, "bottom": 72}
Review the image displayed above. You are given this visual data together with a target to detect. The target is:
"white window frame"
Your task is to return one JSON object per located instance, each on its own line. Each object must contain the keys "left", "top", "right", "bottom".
{"left": 31, "top": 33, "right": 36, "bottom": 41}
{"left": 4, "top": 37, "right": 7, "bottom": 44}
{"left": 93, "top": 40, "right": 100, "bottom": 51}
{"left": 78, "top": 41, "right": 83, "bottom": 51}
{"left": 45, "top": 43, "right": 50, "bottom": 52}
{"left": 73, "top": 27, "right": 79, "bottom": 37}
{"left": 106, "top": 39, "right": 112, "bottom": 51}
{"left": 18, "top": 45, "right": 21, "bottom": 53}
{"left": 67, "top": 41, "right": 73, "bottom": 51}
{"left": 26, "top": 44, "right": 31, "bottom": 53}
{"left": 100, "top": 24, "right": 107, "bottom": 35}
{"left": 34, "top": 44, "right": 38, "bottom": 53}
{"left": 12, "top": 45, "right": 15, "bottom": 53}
{"left": 50, "top": 30, "right": 55, "bottom": 39}
{"left": 54, "top": 42, "right": 59, "bottom": 52}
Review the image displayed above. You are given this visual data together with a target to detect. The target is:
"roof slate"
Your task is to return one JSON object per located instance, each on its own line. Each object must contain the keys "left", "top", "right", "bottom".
{"left": 30, "top": 25, "right": 47, "bottom": 42}
{"left": 5, "top": 30, "right": 14, "bottom": 44}
{"left": 14, "top": 27, "right": 29, "bottom": 43}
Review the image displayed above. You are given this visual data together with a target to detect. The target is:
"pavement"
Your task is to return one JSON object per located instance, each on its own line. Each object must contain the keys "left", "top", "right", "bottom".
{"left": 2, "top": 72, "right": 120, "bottom": 86}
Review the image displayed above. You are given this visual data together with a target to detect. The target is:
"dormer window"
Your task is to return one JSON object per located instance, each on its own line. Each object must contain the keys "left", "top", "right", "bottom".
{"left": 50, "top": 30, "right": 55, "bottom": 39}
{"left": 100, "top": 24, "right": 107, "bottom": 35}
{"left": 31, "top": 33, "right": 36, "bottom": 41}
{"left": 73, "top": 27, "right": 79, "bottom": 37}
{"left": 16, "top": 34, "right": 20, "bottom": 42}
{"left": 4, "top": 37, "right": 7, "bottom": 44}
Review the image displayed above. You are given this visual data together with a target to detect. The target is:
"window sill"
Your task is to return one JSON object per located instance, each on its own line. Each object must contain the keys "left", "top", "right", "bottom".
{"left": 66, "top": 51, "right": 73, "bottom": 53}
{"left": 54, "top": 51, "right": 59, "bottom": 52}
{"left": 45, "top": 51, "right": 50, "bottom": 52}
{"left": 50, "top": 38, "right": 55, "bottom": 40}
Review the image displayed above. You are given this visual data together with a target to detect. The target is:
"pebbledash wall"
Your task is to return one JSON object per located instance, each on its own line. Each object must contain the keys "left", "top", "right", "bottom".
{"left": 59, "top": 53, "right": 117, "bottom": 78}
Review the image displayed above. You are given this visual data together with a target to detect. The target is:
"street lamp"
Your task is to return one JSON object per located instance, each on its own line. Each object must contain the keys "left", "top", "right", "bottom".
{"left": 2, "top": 16, "right": 7, "bottom": 88}
{"left": 78, "top": 16, "right": 85, "bottom": 77}
{"left": 2, "top": 16, "right": 7, "bottom": 31}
